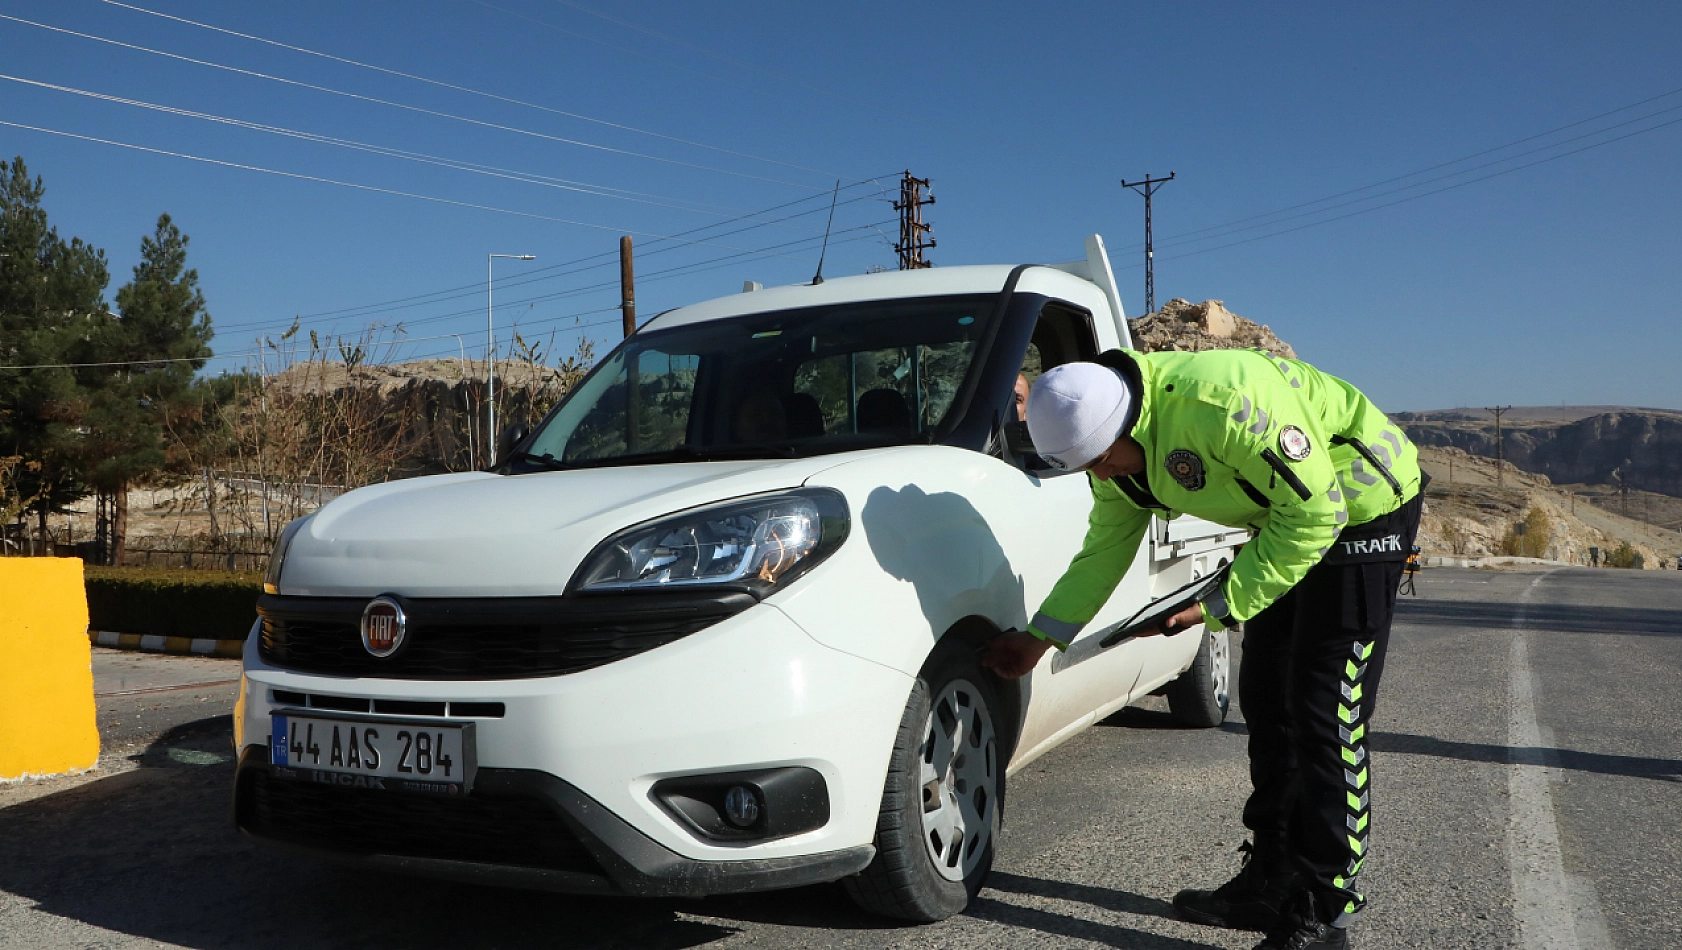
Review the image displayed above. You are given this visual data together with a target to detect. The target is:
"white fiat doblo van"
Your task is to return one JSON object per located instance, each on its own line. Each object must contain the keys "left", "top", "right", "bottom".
{"left": 234, "top": 235, "right": 1245, "bottom": 921}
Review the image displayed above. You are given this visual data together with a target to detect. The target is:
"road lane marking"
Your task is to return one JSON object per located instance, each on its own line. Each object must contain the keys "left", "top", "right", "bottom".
{"left": 1506, "top": 571, "right": 1609, "bottom": 950}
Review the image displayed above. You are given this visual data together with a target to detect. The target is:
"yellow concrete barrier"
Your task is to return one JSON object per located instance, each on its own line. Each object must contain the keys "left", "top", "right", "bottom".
{"left": 0, "top": 557, "right": 99, "bottom": 781}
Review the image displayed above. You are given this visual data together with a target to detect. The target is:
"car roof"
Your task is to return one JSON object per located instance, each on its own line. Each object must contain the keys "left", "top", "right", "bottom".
{"left": 642, "top": 264, "right": 1098, "bottom": 331}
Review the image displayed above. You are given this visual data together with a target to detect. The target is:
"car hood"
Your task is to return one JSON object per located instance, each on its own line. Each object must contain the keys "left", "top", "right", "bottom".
{"left": 279, "top": 456, "right": 865, "bottom": 597}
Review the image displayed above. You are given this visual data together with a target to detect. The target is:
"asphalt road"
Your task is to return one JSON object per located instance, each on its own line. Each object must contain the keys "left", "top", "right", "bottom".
{"left": 0, "top": 566, "right": 1676, "bottom": 949}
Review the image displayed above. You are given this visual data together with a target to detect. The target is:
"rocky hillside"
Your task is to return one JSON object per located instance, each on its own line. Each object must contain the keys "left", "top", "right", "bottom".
{"left": 1129, "top": 298, "right": 1297, "bottom": 359}
{"left": 1414, "top": 445, "right": 1679, "bottom": 568}
{"left": 1397, "top": 407, "right": 1682, "bottom": 497}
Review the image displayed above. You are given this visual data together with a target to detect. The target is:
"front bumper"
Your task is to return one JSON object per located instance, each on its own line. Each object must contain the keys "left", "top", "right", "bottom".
{"left": 233, "top": 747, "right": 874, "bottom": 897}
{"left": 235, "top": 601, "right": 913, "bottom": 873}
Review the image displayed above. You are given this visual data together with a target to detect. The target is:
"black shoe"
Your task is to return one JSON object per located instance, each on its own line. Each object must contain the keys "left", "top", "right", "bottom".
{"left": 1173, "top": 837, "right": 1297, "bottom": 932}
{"left": 1254, "top": 892, "right": 1348, "bottom": 950}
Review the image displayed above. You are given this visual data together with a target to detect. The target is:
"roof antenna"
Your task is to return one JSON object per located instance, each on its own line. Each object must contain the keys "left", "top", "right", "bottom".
{"left": 812, "top": 179, "right": 840, "bottom": 285}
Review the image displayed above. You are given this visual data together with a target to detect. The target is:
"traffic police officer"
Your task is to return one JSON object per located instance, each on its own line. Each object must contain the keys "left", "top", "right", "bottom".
{"left": 982, "top": 347, "right": 1423, "bottom": 950}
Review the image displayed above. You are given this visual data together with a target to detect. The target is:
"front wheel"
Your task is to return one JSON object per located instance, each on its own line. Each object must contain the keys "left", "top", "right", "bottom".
{"left": 843, "top": 646, "right": 1002, "bottom": 921}
{"left": 1166, "top": 625, "right": 1231, "bottom": 727}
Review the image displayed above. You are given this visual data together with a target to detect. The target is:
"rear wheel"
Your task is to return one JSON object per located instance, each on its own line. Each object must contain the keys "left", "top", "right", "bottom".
{"left": 844, "top": 646, "right": 1001, "bottom": 921}
{"left": 1166, "top": 625, "right": 1231, "bottom": 727}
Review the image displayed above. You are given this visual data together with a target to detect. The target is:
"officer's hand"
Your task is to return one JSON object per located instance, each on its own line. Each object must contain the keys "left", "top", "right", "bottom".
{"left": 1156, "top": 603, "right": 1206, "bottom": 637}
{"left": 981, "top": 630, "right": 1053, "bottom": 679}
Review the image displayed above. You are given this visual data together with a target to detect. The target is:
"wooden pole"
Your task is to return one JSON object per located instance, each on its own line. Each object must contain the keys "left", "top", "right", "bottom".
{"left": 619, "top": 235, "right": 636, "bottom": 338}
{"left": 620, "top": 235, "right": 639, "bottom": 452}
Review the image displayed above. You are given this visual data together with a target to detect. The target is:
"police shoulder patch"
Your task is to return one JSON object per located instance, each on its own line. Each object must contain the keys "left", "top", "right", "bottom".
{"left": 1279, "top": 425, "right": 1312, "bottom": 461}
{"left": 1165, "top": 449, "right": 1206, "bottom": 491}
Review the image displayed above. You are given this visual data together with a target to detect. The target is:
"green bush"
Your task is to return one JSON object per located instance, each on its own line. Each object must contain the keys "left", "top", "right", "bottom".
{"left": 84, "top": 566, "right": 263, "bottom": 640}
{"left": 1602, "top": 541, "right": 1642, "bottom": 570}
{"left": 1498, "top": 508, "right": 1552, "bottom": 559}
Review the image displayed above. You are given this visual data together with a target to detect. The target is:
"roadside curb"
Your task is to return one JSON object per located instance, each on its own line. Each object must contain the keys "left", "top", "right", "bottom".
{"left": 1422, "top": 555, "right": 1578, "bottom": 569}
{"left": 88, "top": 630, "right": 243, "bottom": 659}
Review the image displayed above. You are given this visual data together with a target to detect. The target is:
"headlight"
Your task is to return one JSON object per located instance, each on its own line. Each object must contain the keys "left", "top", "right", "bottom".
{"left": 571, "top": 490, "right": 849, "bottom": 596}
{"left": 263, "top": 516, "right": 311, "bottom": 595}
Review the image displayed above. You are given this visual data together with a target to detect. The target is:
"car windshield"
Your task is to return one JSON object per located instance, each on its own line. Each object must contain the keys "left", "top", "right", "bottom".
{"left": 520, "top": 294, "right": 996, "bottom": 468}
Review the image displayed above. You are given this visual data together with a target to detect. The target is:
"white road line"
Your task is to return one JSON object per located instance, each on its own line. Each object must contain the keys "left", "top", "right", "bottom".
{"left": 1506, "top": 571, "right": 1607, "bottom": 950}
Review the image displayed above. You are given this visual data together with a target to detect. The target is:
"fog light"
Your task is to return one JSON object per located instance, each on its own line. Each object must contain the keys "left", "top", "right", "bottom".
{"left": 723, "top": 785, "right": 761, "bottom": 827}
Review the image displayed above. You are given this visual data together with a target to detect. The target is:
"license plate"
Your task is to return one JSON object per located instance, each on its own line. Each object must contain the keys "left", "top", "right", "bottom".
{"left": 269, "top": 714, "right": 476, "bottom": 796}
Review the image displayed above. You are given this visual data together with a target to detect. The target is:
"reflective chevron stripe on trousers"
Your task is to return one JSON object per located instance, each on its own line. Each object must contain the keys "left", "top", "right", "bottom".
{"left": 1238, "top": 495, "right": 1420, "bottom": 927}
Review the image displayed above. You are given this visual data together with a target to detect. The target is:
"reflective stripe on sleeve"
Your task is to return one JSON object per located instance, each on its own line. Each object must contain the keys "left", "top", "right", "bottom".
{"left": 1027, "top": 612, "right": 1081, "bottom": 650}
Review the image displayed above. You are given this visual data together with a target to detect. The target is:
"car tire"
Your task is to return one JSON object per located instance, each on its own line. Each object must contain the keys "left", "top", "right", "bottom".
{"left": 843, "top": 645, "right": 1002, "bottom": 922}
{"left": 1166, "top": 625, "right": 1231, "bottom": 728}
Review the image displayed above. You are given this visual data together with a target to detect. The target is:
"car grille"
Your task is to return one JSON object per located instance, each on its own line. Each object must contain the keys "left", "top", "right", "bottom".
{"left": 239, "top": 768, "right": 604, "bottom": 874}
{"left": 257, "top": 592, "right": 753, "bottom": 679}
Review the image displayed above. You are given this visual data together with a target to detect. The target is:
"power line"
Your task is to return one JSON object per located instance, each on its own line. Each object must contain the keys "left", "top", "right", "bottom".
{"left": 1152, "top": 99, "right": 1682, "bottom": 253}
{"left": 549, "top": 0, "right": 876, "bottom": 111}
{"left": 210, "top": 192, "right": 890, "bottom": 336}
{"left": 392, "top": 229, "right": 891, "bottom": 362}
{"left": 218, "top": 224, "right": 893, "bottom": 359}
{"left": 97, "top": 0, "right": 865, "bottom": 184}
{"left": 464, "top": 0, "right": 811, "bottom": 111}
{"left": 0, "top": 227, "right": 892, "bottom": 372}
{"left": 1110, "top": 85, "right": 1682, "bottom": 255}
{"left": 0, "top": 119, "right": 876, "bottom": 260}
{"left": 315, "top": 222, "right": 893, "bottom": 336}
{"left": 0, "top": 13, "right": 829, "bottom": 190}
{"left": 0, "top": 73, "right": 799, "bottom": 220}
{"left": 214, "top": 186, "right": 875, "bottom": 330}
{"left": 252, "top": 229, "right": 893, "bottom": 367}
{"left": 1145, "top": 110, "right": 1682, "bottom": 266}
{"left": 1151, "top": 85, "right": 1682, "bottom": 249}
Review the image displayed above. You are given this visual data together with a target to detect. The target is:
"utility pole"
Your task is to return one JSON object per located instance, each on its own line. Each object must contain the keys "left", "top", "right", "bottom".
{"left": 1485, "top": 406, "right": 1512, "bottom": 490}
{"left": 893, "top": 171, "right": 935, "bottom": 269}
{"left": 1121, "top": 172, "right": 1175, "bottom": 315}
{"left": 619, "top": 235, "right": 637, "bottom": 338}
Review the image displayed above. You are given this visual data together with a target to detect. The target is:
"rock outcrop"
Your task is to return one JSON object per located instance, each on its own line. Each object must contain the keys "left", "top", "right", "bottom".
{"left": 1128, "top": 298, "right": 1297, "bottom": 360}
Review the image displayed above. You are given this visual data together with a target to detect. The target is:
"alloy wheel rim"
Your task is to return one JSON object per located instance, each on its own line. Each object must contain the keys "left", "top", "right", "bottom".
{"left": 918, "top": 678, "right": 997, "bottom": 882}
{"left": 1210, "top": 628, "right": 1231, "bottom": 710}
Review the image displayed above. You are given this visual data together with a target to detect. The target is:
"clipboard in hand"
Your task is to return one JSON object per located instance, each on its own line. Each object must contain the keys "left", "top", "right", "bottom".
{"left": 1099, "top": 566, "right": 1230, "bottom": 649}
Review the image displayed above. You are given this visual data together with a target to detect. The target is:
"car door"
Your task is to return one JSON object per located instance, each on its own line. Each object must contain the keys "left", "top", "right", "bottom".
{"left": 981, "top": 302, "right": 1160, "bottom": 768}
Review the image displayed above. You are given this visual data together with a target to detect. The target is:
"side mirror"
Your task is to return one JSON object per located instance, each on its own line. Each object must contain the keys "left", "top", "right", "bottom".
{"left": 1003, "top": 420, "right": 1035, "bottom": 456}
{"left": 1003, "top": 420, "right": 1055, "bottom": 472}
{"left": 496, "top": 421, "right": 530, "bottom": 467}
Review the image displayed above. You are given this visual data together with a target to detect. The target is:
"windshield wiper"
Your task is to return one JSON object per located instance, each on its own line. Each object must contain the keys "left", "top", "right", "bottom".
{"left": 512, "top": 451, "right": 573, "bottom": 471}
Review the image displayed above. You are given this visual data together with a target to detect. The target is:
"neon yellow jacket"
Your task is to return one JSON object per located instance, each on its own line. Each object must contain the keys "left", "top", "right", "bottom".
{"left": 1026, "top": 349, "right": 1421, "bottom": 649}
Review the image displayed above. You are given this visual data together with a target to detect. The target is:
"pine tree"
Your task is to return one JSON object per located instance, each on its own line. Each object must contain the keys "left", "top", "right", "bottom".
{"left": 79, "top": 214, "right": 214, "bottom": 561}
{"left": 0, "top": 156, "right": 112, "bottom": 550}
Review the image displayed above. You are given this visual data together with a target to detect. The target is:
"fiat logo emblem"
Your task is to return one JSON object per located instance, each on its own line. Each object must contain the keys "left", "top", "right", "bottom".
{"left": 360, "top": 596, "right": 407, "bottom": 657}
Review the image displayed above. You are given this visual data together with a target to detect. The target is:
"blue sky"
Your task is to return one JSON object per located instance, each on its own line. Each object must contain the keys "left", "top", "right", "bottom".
{"left": 2, "top": 0, "right": 1679, "bottom": 412}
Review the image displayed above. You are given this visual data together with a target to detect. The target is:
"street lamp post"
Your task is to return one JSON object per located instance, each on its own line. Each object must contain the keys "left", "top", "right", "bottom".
{"left": 487, "top": 253, "right": 536, "bottom": 465}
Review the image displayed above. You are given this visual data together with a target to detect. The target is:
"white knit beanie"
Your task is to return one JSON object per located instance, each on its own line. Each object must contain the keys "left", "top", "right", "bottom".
{"left": 1026, "top": 363, "right": 1135, "bottom": 471}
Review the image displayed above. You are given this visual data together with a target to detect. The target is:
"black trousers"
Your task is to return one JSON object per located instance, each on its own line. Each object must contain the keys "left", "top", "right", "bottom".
{"left": 1238, "top": 493, "right": 1421, "bottom": 925}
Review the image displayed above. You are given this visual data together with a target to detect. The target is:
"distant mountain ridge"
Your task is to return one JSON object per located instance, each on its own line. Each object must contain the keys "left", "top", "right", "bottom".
{"left": 1397, "top": 407, "right": 1682, "bottom": 498}
{"left": 1397, "top": 405, "right": 1682, "bottom": 425}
